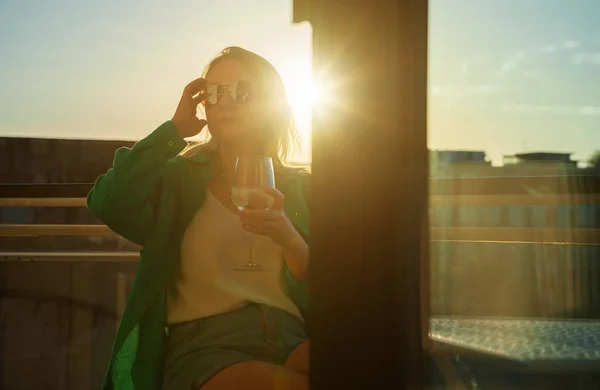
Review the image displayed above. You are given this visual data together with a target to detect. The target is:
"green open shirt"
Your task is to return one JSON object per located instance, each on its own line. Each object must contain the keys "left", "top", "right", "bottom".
{"left": 87, "top": 121, "right": 310, "bottom": 390}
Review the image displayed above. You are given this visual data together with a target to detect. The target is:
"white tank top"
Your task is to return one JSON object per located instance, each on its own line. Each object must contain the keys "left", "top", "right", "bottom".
{"left": 166, "top": 190, "right": 303, "bottom": 324}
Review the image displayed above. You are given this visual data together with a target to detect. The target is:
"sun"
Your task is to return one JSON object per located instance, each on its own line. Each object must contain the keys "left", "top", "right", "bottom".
{"left": 284, "top": 77, "right": 320, "bottom": 145}
{"left": 285, "top": 78, "right": 320, "bottom": 119}
{"left": 287, "top": 80, "right": 320, "bottom": 110}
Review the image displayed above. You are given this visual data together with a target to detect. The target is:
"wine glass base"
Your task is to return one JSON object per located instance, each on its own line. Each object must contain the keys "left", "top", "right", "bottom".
{"left": 233, "top": 261, "right": 270, "bottom": 272}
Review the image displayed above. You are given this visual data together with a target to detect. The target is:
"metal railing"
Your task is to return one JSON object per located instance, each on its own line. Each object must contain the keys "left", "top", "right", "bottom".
{"left": 1, "top": 174, "right": 599, "bottom": 196}
{"left": 1, "top": 224, "right": 599, "bottom": 246}
{"left": 2, "top": 193, "right": 600, "bottom": 208}
{"left": 0, "top": 251, "right": 139, "bottom": 262}
{"left": 1, "top": 177, "right": 599, "bottom": 255}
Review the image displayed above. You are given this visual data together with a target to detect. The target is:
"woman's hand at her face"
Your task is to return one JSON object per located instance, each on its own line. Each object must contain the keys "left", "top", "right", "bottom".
{"left": 172, "top": 78, "right": 209, "bottom": 139}
{"left": 239, "top": 188, "right": 305, "bottom": 251}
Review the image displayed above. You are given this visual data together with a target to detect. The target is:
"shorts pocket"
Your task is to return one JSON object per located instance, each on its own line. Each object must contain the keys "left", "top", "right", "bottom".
{"left": 165, "top": 318, "right": 210, "bottom": 366}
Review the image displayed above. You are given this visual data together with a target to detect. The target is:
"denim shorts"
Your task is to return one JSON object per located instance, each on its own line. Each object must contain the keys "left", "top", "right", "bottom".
{"left": 161, "top": 303, "right": 307, "bottom": 390}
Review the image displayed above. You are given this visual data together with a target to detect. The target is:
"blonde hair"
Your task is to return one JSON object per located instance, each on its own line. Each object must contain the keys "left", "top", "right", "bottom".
{"left": 181, "top": 46, "right": 302, "bottom": 168}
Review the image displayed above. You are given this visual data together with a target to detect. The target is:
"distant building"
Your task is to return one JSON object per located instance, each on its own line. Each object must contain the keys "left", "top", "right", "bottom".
{"left": 503, "top": 152, "right": 577, "bottom": 165}
{"left": 502, "top": 152, "right": 579, "bottom": 177}
{"left": 429, "top": 150, "right": 585, "bottom": 178}
{"left": 431, "top": 150, "right": 488, "bottom": 164}
{"left": 429, "top": 150, "right": 494, "bottom": 178}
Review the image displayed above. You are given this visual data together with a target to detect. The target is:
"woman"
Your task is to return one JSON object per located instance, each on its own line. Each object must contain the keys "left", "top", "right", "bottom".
{"left": 88, "top": 47, "right": 311, "bottom": 390}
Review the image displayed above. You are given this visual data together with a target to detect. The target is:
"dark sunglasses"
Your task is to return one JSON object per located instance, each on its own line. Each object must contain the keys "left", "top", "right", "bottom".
{"left": 201, "top": 80, "right": 255, "bottom": 107}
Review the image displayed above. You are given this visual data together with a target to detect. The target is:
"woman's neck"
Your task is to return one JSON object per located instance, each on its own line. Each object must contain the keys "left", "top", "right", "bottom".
{"left": 215, "top": 141, "right": 266, "bottom": 180}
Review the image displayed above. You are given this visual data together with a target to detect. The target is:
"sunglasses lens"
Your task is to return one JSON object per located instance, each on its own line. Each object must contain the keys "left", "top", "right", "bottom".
{"left": 202, "top": 85, "right": 218, "bottom": 106}
{"left": 202, "top": 81, "right": 253, "bottom": 106}
{"left": 234, "top": 81, "right": 253, "bottom": 103}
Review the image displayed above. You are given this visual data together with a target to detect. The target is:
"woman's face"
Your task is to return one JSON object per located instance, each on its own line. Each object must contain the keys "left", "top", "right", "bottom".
{"left": 203, "top": 59, "right": 268, "bottom": 147}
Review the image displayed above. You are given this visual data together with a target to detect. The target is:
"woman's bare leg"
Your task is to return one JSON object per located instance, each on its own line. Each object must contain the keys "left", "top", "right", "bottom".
{"left": 200, "top": 361, "right": 309, "bottom": 390}
{"left": 284, "top": 340, "right": 310, "bottom": 375}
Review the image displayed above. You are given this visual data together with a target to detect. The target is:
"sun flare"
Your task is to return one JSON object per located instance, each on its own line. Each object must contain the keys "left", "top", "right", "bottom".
{"left": 286, "top": 80, "right": 320, "bottom": 111}
{"left": 283, "top": 77, "right": 319, "bottom": 155}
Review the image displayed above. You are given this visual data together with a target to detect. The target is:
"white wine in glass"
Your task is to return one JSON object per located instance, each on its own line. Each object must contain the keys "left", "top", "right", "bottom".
{"left": 230, "top": 156, "right": 275, "bottom": 271}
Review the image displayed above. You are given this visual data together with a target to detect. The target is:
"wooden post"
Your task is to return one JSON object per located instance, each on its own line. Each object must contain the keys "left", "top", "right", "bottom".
{"left": 294, "top": 1, "right": 429, "bottom": 389}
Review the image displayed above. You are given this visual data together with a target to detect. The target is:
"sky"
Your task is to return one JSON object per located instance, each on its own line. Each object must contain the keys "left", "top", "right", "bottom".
{"left": 0, "top": 0, "right": 599, "bottom": 165}
{"left": 429, "top": 0, "right": 600, "bottom": 165}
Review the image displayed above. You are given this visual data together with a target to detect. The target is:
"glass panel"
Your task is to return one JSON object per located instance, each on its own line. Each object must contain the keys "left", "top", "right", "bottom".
{"left": 1, "top": 261, "right": 137, "bottom": 388}
{"left": 0, "top": 196, "right": 141, "bottom": 388}
{"left": 429, "top": 0, "right": 600, "bottom": 388}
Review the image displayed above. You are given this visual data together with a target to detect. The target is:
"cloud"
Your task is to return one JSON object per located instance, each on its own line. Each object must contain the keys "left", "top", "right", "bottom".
{"left": 461, "top": 60, "right": 473, "bottom": 74}
{"left": 499, "top": 50, "right": 527, "bottom": 74}
{"left": 501, "top": 104, "right": 600, "bottom": 116}
{"left": 572, "top": 52, "right": 600, "bottom": 65}
{"left": 539, "top": 40, "right": 581, "bottom": 54}
{"left": 563, "top": 40, "right": 581, "bottom": 50}
{"left": 539, "top": 44, "right": 560, "bottom": 54}
{"left": 431, "top": 84, "right": 500, "bottom": 98}
{"left": 496, "top": 39, "right": 589, "bottom": 78}
{"left": 460, "top": 55, "right": 485, "bottom": 75}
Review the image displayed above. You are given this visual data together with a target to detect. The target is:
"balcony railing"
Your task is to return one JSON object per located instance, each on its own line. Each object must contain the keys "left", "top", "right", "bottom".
{"left": 1, "top": 177, "right": 599, "bottom": 389}
{"left": 1, "top": 224, "right": 599, "bottom": 246}
{"left": 2, "top": 176, "right": 599, "bottom": 250}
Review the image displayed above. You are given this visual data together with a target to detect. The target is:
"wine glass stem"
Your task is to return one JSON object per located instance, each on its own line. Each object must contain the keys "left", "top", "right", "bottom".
{"left": 248, "top": 235, "right": 256, "bottom": 265}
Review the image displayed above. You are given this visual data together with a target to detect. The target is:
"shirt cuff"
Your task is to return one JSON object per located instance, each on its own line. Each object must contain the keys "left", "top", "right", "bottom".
{"left": 140, "top": 121, "right": 188, "bottom": 158}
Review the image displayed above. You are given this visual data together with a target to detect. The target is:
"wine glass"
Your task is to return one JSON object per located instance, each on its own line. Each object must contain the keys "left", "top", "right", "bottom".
{"left": 230, "top": 156, "right": 276, "bottom": 271}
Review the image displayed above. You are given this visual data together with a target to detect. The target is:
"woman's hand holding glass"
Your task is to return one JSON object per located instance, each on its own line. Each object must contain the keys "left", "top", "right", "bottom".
{"left": 238, "top": 188, "right": 304, "bottom": 251}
